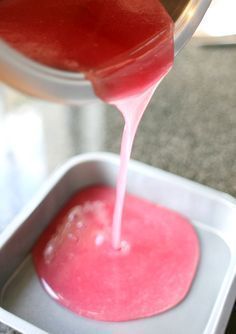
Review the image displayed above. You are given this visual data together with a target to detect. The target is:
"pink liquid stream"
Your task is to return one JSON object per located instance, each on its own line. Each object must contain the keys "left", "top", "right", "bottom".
{"left": 112, "top": 84, "right": 159, "bottom": 249}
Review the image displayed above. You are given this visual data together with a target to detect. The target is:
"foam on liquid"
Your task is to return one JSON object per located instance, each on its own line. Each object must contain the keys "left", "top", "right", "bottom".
{"left": 0, "top": 0, "right": 200, "bottom": 321}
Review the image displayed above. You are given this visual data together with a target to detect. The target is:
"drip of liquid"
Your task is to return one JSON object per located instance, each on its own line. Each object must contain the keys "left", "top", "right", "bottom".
{"left": 1, "top": 0, "right": 200, "bottom": 322}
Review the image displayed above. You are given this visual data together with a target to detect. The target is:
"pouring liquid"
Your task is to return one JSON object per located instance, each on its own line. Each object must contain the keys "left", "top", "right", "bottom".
{"left": 0, "top": 0, "right": 200, "bottom": 321}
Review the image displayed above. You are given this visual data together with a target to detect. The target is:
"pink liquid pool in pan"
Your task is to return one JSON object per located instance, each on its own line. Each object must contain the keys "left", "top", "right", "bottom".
{"left": 33, "top": 186, "right": 199, "bottom": 321}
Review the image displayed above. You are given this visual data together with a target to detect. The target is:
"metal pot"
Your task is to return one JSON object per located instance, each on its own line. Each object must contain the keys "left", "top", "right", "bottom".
{"left": 0, "top": 0, "right": 212, "bottom": 105}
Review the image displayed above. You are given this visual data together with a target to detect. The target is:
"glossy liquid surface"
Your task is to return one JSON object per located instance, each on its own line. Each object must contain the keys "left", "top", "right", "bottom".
{"left": 33, "top": 186, "right": 199, "bottom": 321}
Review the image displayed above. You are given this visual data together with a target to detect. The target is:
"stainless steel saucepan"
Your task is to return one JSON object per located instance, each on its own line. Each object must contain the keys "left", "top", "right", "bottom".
{"left": 0, "top": 0, "right": 212, "bottom": 104}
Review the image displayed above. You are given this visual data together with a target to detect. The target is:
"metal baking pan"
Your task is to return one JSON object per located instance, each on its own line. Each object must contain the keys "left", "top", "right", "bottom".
{"left": 0, "top": 152, "right": 236, "bottom": 334}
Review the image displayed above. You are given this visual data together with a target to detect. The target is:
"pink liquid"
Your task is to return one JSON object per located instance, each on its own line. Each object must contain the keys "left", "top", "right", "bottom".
{"left": 1, "top": 0, "right": 200, "bottom": 321}
{"left": 112, "top": 85, "right": 158, "bottom": 249}
{"left": 33, "top": 186, "right": 199, "bottom": 321}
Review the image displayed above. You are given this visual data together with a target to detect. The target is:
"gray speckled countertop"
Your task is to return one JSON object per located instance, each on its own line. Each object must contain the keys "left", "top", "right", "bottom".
{"left": 0, "top": 41, "right": 236, "bottom": 333}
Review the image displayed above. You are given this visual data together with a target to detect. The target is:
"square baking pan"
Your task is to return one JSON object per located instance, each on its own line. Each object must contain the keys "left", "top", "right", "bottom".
{"left": 0, "top": 152, "right": 236, "bottom": 334}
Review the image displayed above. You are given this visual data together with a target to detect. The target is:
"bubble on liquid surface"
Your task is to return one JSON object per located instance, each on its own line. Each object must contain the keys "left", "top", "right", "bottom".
{"left": 68, "top": 206, "right": 82, "bottom": 223}
{"left": 120, "top": 240, "right": 130, "bottom": 254}
{"left": 76, "top": 221, "right": 83, "bottom": 229}
{"left": 95, "top": 233, "right": 105, "bottom": 246}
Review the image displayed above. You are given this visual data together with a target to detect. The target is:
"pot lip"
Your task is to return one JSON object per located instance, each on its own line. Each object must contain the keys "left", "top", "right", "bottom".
{"left": 0, "top": 0, "right": 212, "bottom": 102}
{"left": 174, "top": 0, "right": 212, "bottom": 55}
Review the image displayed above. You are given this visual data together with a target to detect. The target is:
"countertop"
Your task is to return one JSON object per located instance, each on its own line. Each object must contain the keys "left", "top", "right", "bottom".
{"left": 0, "top": 40, "right": 236, "bottom": 333}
